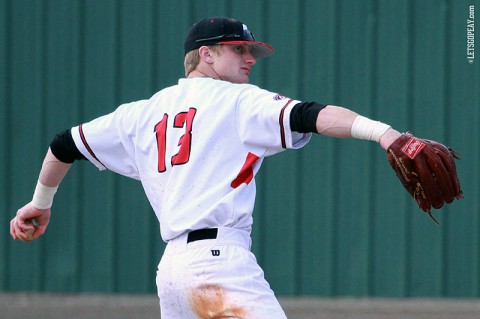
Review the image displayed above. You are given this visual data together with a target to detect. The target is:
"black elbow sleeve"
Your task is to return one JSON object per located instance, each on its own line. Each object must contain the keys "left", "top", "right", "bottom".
{"left": 290, "top": 102, "right": 327, "bottom": 133}
{"left": 50, "top": 129, "right": 87, "bottom": 163}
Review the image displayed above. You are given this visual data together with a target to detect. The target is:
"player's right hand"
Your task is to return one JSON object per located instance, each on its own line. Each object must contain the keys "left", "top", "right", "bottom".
{"left": 10, "top": 203, "right": 51, "bottom": 241}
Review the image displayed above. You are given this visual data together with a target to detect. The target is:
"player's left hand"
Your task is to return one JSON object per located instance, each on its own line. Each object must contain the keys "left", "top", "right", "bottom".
{"left": 386, "top": 132, "right": 463, "bottom": 223}
{"left": 10, "top": 203, "right": 51, "bottom": 241}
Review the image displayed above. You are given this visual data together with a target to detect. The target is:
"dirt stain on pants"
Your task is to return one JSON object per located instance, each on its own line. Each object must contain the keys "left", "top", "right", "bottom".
{"left": 189, "top": 284, "right": 247, "bottom": 319}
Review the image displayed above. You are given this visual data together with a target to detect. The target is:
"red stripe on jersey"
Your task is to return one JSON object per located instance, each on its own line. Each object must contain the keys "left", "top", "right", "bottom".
{"left": 279, "top": 99, "right": 294, "bottom": 149}
{"left": 231, "top": 152, "right": 260, "bottom": 189}
{"left": 79, "top": 124, "right": 107, "bottom": 169}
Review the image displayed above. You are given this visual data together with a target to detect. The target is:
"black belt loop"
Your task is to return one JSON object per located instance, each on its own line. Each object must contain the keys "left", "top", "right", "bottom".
{"left": 187, "top": 228, "right": 218, "bottom": 243}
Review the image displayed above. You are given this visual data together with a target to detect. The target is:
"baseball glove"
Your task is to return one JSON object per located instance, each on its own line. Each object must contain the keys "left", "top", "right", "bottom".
{"left": 387, "top": 132, "right": 463, "bottom": 223}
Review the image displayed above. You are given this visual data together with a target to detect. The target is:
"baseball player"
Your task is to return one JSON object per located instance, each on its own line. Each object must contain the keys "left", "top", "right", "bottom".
{"left": 10, "top": 17, "right": 462, "bottom": 318}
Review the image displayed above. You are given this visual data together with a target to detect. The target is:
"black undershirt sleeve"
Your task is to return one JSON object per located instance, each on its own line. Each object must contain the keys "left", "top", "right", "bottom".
{"left": 289, "top": 102, "right": 327, "bottom": 133}
{"left": 50, "top": 129, "right": 87, "bottom": 163}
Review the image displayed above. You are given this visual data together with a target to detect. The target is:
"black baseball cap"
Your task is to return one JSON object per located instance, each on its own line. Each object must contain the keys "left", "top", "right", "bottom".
{"left": 184, "top": 17, "right": 274, "bottom": 58}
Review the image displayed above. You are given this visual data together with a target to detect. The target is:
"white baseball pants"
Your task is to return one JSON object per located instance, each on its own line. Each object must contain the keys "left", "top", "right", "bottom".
{"left": 156, "top": 227, "right": 288, "bottom": 318}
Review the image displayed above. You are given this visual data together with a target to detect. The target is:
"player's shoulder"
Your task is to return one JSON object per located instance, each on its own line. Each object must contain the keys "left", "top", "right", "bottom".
{"left": 116, "top": 99, "right": 149, "bottom": 113}
{"left": 177, "top": 77, "right": 259, "bottom": 93}
{"left": 111, "top": 98, "right": 151, "bottom": 126}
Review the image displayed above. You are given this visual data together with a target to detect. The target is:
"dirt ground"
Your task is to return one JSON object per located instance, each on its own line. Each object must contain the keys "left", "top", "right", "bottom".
{"left": 1, "top": 293, "right": 480, "bottom": 319}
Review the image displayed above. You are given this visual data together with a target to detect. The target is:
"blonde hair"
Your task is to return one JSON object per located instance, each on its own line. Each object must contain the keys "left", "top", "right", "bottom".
{"left": 184, "top": 45, "right": 223, "bottom": 77}
{"left": 184, "top": 50, "right": 200, "bottom": 77}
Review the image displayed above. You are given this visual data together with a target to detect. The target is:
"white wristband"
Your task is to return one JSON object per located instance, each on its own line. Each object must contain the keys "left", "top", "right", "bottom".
{"left": 31, "top": 180, "right": 58, "bottom": 209}
{"left": 351, "top": 115, "right": 391, "bottom": 142}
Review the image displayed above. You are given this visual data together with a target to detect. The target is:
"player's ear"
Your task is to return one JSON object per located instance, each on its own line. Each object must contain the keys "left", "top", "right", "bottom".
{"left": 199, "top": 46, "right": 214, "bottom": 64}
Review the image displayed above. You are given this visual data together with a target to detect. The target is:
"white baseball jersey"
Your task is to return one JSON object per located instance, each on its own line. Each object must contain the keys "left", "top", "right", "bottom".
{"left": 71, "top": 77, "right": 311, "bottom": 242}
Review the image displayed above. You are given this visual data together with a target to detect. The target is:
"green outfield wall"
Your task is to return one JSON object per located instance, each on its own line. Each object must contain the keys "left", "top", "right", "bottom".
{"left": 1, "top": 0, "right": 479, "bottom": 297}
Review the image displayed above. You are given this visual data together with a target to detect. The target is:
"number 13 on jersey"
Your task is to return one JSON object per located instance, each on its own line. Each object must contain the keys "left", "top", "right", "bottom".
{"left": 154, "top": 108, "right": 197, "bottom": 173}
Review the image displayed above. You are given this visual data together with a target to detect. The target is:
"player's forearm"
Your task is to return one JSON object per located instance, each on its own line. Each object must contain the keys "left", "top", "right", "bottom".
{"left": 28, "top": 148, "right": 72, "bottom": 210}
{"left": 38, "top": 148, "right": 73, "bottom": 187}
{"left": 315, "top": 105, "right": 400, "bottom": 149}
{"left": 315, "top": 105, "right": 359, "bottom": 138}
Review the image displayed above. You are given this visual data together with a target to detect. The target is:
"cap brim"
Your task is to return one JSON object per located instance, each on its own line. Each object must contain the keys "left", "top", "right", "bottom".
{"left": 218, "top": 40, "right": 274, "bottom": 59}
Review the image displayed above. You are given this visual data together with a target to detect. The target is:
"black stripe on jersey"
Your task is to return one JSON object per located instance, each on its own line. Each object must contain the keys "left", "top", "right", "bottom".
{"left": 279, "top": 99, "right": 294, "bottom": 149}
{"left": 79, "top": 124, "right": 107, "bottom": 169}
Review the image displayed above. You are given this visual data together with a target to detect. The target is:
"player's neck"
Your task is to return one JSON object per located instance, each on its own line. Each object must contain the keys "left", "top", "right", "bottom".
{"left": 188, "top": 64, "right": 223, "bottom": 81}
{"left": 187, "top": 70, "right": 211, "bottom": 79}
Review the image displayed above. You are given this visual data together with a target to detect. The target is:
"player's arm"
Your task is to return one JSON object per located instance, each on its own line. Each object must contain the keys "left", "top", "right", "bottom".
{"left": 291, "top": 102, "right": 462, "bottom": 219}
{"left": 315, "top": 105, "right": 401, "bottom": 149}
{"left": 10, "top": 129, "right": 85, "bottom": 241}
{"left": 291, "top": 103, "right": 401, "bottom": 149}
